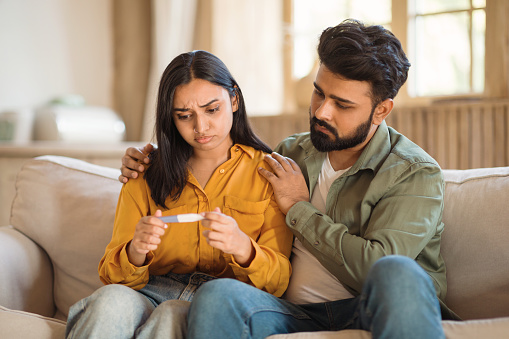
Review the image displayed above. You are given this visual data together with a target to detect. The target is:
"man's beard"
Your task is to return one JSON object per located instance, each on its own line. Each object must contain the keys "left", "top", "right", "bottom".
{"left": 309, "top": 107, "right": 374, "bottom": 152}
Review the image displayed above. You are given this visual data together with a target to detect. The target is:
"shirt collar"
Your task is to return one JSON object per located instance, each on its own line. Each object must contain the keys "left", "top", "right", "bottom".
{"left": 351, "top": 120, "right": 391, "bottom": 173}
{"left": 233, "top": 143, "right": 256, "bottom": 159}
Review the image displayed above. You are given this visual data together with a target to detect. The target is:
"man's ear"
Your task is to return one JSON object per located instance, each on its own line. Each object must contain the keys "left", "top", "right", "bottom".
{"left": 373, "top": 98, "right": 394, "bottom": 125}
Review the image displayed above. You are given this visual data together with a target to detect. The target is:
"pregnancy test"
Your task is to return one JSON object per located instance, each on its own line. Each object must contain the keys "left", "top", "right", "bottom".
{"left": 157, "top": 213, "right": 205, "bottom": 223}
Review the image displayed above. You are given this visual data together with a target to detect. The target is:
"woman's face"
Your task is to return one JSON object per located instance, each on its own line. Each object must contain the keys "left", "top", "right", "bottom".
{"left": 172, "top": 78, "right": 238, "bottom": 153}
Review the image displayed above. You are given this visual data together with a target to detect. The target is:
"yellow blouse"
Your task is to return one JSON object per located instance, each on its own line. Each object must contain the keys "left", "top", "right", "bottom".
{"left": 99, "top": 144, "right": 293, "bottom": 297}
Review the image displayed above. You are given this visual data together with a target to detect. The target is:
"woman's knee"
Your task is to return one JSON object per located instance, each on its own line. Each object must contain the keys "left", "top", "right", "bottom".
{"left": 67, "top": 284, "right": 154, "bottom": 338}
{"left": 87, "top": 284, "right": 152, "bottom": 315}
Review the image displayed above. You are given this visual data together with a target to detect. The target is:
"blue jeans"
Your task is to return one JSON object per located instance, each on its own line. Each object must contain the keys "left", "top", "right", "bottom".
{"left": 187, "top": 255, "right": 445, "bottom": 339}
{"left": 66, "top": 272, "right": 216, "bottom": 339}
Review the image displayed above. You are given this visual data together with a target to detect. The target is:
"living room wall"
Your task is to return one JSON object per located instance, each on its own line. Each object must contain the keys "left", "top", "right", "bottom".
{"left": 0, "top": 0, "right": 113, "bottom": 112}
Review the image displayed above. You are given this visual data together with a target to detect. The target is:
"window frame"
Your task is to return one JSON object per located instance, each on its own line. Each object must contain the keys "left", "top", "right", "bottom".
{"left": 284, "top": 0, "right": 509, "bottom": 109}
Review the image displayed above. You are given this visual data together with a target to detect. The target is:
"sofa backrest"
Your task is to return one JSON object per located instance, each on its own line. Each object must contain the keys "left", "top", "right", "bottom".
{"left": 10, "top": 155, "right": 121, "bottom": 320}
{"left": 441, "top": 167, "right": 509, "bottom": 320}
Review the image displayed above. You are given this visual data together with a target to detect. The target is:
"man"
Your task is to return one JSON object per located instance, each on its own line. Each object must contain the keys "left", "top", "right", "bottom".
{"left": 120, "top": 19, "right": 457, "bottom": 339}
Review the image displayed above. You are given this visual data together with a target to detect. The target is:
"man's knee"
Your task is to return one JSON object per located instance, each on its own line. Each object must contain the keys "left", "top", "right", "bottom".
{"left": 371, "top": 255, "right": 425, "bottom": 278}
{"left": 366, "top": 255, "right": 433, "bottom": 296}
{"left": 194, "top": 278, "right": 244, "bottom": 302}
{"left": 191, "top": 278, "right": 258, "bottom": 320}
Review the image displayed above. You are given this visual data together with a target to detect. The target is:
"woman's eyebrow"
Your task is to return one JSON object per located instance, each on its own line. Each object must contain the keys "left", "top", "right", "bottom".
{"left": 173, "top": 99, "right": 219, "bottom": 112}
{"left": 199, "top": 99, "right": 219, "bottom": 108}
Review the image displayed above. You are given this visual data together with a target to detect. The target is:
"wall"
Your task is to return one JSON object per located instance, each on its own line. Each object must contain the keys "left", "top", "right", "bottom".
{"left": 387, "top": 100, "right": 509, "bottom": 169}
{"left": 249, "top": 100, "right": 509, "bottom": 170}
{"left": 0, "top": 0, "right": 113, "bottom": 113}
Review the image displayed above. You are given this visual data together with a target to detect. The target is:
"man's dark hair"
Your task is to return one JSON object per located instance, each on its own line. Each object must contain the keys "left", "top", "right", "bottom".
{"left": 318, "top": 19, "right": 411, "bottom": 105}
{"left": 146, "top": 50, "right": 271, "bottom": 208}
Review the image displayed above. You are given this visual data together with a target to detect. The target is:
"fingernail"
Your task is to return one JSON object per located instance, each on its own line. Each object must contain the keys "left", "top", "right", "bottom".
{"left": 144, "top": 158, "right": 150, "bottom": 164}
{"left": 139, "top": 165, "right": 144, "bottom": 171}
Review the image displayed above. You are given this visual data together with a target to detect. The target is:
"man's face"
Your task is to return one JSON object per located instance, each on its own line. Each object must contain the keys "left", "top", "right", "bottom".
{"left": 309, "top": 64, "right": 376, "bottom": 152}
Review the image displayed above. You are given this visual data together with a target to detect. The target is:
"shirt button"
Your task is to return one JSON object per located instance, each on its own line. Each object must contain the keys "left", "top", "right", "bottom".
{"left": 314, "top": 240, "right": 320, "bottom": 246}
{"left": 290, "top": 219, "right": 296, "bottom": 225}
{"left": 203, "top": 196, "right": 208, "bottom": 202}
{"left": 219, "top": 169, "right": 225, "bottom": 174}
{"left": 235, "top": 148, "right": 239, "bottom": 152}
{"left": 205, "top": 264, "right": 211, "bottom": 270}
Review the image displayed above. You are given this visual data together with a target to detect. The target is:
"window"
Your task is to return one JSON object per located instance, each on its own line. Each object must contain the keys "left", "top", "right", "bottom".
{"left": 408, "top": 0, "right": 486, "bottom": 97}
{"left": 292, "top": 0, "right": 391, "bottom": 80}
{"left": 289, "top": 0, "right": 487, "bottom": 104}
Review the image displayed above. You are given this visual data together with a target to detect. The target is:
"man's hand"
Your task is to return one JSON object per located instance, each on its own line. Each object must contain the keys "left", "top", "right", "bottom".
{"left": 119, "top": 143, "right": 155, "bottom": 183}
{"left": 258, "top": 152, "right": 309, "bottom": 214}
{"left": 201, "top": 207, "right": 255, "bottom": 267}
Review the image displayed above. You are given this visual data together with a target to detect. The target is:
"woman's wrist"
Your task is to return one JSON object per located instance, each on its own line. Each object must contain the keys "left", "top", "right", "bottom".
{"left": 127, "top": 241, "right": 147, "bottom": 267}
{"left": 233, "top": 236, "right": 255, "bottom": 267}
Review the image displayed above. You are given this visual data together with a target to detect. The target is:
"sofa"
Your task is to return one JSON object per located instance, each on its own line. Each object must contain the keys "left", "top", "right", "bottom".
{"left": 1, "top": 155, "right": 508, "bottom": 338}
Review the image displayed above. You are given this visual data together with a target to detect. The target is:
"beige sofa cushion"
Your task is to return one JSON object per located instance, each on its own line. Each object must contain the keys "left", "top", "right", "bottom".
{"left": 441, "top": 167, "right": 509, "bottom": 320}
{"left": 9, "top": 155, "right": 122, "bottom": 320}
{"left": 267, "top": 317, "right": 509, "bottom": 339}
{"left": 2, "top": 302, "right": 509, "bottom": 339}
{"left": 0, "top": 306, "right": 66, "bottom": 339}
{"left": 0, "top": 226, "right": 54, "bottom": 317}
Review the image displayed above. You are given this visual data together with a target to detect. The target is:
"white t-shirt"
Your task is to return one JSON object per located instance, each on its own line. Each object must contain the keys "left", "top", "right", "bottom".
{"left": 284, "top": 154, "right": 354, "bottom": 304}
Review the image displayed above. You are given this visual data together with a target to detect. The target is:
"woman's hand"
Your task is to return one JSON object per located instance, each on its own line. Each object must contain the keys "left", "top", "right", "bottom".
{"left": 201, "top": 207, "right": 255, "bottom": 267}
{"left": 127, "top": 210, "right": 167, "bottom": 266}
{"left": 119, "top": 143, "right": 155, "bottom": 183}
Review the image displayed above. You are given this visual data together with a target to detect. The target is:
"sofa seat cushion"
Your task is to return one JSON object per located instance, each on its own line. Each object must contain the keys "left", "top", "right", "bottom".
{"left": 0, "top": 306, "right": 66, "bottom": 339}
{"left": 266, "top": 317, "right": 509, "bottom": 338}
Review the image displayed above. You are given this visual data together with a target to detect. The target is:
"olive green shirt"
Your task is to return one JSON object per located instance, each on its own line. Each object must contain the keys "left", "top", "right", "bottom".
{"left": 275, "top": 121, "right": 447, "bottom": 303}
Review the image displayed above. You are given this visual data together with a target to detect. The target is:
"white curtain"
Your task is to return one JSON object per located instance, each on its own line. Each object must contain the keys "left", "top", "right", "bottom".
{"left": 210, "top": 0, "right": 284, "bottom": 117}
{"left": 141, "top": 0, "right": 285, "bottom": 141}
{"left": 141, "top": 0, "right": 198, "bottom": 141}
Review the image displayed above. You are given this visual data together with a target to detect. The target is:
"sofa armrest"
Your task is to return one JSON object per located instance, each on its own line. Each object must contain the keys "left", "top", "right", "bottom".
{"left": 0, "top": 226, "right": 55, "bottom": 317}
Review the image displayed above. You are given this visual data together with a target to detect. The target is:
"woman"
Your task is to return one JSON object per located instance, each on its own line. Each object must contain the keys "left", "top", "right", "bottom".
{"left": 66, "top": 50, "right": 293, "bottom": 339}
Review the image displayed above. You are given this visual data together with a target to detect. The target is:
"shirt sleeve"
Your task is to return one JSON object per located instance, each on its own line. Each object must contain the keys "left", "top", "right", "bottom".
{"left": 286, "top": 163, "right": 445, "bottom": 296}
{"left": 98, "top": 180, "right": 153, "bottom": 290}
{"left": 228, "top": 194, "right": 294, "bottom": 298}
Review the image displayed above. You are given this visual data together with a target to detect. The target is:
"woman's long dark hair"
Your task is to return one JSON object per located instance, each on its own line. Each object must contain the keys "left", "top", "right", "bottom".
{"left": 145, "top": 50, "right": 271, "bottom": 208}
